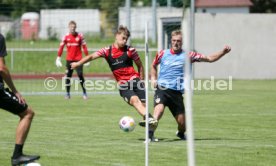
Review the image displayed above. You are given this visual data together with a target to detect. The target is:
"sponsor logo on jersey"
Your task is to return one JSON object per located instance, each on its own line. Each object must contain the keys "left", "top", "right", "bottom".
{"left": 67, "top": 43, "right": 79, "bottom": 46}
{"left": 112, "top": 59, "right": 124, "bottom": 66}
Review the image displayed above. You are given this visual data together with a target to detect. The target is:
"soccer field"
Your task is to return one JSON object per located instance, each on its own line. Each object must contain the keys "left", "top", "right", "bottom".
{"left": 0, "top": 80, "right": 275, "bottom": 166}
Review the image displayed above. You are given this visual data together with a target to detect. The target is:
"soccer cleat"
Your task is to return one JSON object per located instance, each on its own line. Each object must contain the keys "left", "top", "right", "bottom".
{"left": 176, "top": 131, "right": 186, "bottom": 140}
{"left": 64, "top": 94, "right": 71, "bottom": 99}
{"left": 144, "top": 131, "right": 159, "bottom": 143}
{"left": 150, "top": 137, "right": 159, "bottom": 142}
{"left": 144, "top": 137, "right": 159, "bottom": 143}
{"left": 139, "top": 118, "right": 158, "bottom": 129}
{"left": 11, "top": 154, "right": 40, "bottom": 166}
{"left": 82, "top": 94, "right": 88, "bottom": 100}
{"left": 149, "top": 131, "right": 159, "bottom": 142}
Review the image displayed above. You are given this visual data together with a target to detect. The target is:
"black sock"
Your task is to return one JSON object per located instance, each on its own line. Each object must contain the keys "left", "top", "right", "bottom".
{"left": 149, "top": 130, "right": 154, "bottom": 138}
{"left": 143, "top": 113, "right": 153, "bottom": 120}
{"left": 12, "top": 144, "right": 23, "bottom": 159}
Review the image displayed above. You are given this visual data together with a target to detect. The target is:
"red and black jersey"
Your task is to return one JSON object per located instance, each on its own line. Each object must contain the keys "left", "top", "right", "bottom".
{"left": 96, "top": 45, "right": 140, "bottom": 83}
{"left": 57, "top": 32, "right": 88, "bottom": 61}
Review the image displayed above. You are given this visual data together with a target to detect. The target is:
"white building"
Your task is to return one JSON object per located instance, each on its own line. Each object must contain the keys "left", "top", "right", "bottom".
{"left": 119, "top": 0, "right": 253, "bottom": 42}
{"left": 119, "top": 7, "right": 182, "bottom": 39}
{"left": 39, "top": 9, "right": 100, "bottom": 39}
{"left": 0, "top": 15, "right": 13, "bottom": 36}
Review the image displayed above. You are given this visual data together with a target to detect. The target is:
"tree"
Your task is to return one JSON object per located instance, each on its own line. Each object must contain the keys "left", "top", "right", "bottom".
{"left": 250, "top": 0, "right": 276, "bottom": 13}
{"left": 158, "top": 0, "right": 183, "bottom": 7}
{"left": 99, "top": 0, "right": 125, "bottom": 34}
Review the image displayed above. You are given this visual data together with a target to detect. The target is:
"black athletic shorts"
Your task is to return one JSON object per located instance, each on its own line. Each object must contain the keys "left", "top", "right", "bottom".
{"left": 154, "top": 86, "right": 185, "bottom": 117}
{"left": 119, "top": 78, "right": 145, "bottom": 104}
{"left": 0, "top": 88, "right": 28, "bottom": 115}
{"left": 66, "top": 60, "right": 84, "bottom": 75}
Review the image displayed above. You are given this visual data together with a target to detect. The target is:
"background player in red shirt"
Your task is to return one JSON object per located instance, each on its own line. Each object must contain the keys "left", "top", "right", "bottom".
{"left": 55, "top": 20, "right": 89, "bottom": 99}
{"left": 71, "top": 25, "right": 158, "bottom": 128}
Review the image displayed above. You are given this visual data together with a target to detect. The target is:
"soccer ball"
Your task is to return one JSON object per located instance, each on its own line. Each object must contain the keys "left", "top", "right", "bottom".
{"left": 24, "top": 163, "right": 41, "bottom": 166}
{"left": 119, "top": 116, "right": 136, "bottom": 132}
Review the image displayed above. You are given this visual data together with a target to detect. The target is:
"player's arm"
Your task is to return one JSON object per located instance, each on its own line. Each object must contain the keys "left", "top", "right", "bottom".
{"left": 81, "top": 37, "right": 89, "bottom": 56}
{"left": 81, "top": 38, "right": 90, "bottom": 66}
{"left": 134, "top": 59, "right": 144, "bottom": 80}
{"left": 150, "top": 51, "right": 162, "bottom": 88}
{"left": 81, "top": 43, "right": 90, "bottom": 66}
{"left": 82, "top": 44, "right": 89, "bottom": 56}
{"left": 57, "top": 37, "right": 66, "bottom": 57}
{"left": 56, "top": 37, "right": 66, "bottom": 67}
{"left": 198, "top": 45, "right": 231, "bottom": 63}
{"left": 150, "top": 62, "right": 158, "bottom": 88}
{"left": 130, "top": 47, "right": 144, "bottom": 80}
{"left": 0, "top": 57, "right": 25, "bottom": 104}
{"left": 71, "top": 52, "right": 101, "bottom": 69}
{"left": 0, "top": 57, "right": 17, "bottom": 92}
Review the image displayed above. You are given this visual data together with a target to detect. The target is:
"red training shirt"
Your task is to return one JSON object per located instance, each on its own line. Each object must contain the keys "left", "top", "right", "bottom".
{"left": 57, "top": 32, "right": 88, "bottom": 61}
{"left": 96, "top": 45, "right": 140, "bottom": 82}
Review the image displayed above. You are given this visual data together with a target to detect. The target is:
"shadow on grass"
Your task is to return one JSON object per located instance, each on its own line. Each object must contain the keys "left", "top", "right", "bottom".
{"left": 138, "top": 138, "right": 184, "bottom": 142}
{"left": 195, "top": 138, "right": 246, "bottom": 141}
{"left": 138, "top": 137, "right": 245, "bottom": 142}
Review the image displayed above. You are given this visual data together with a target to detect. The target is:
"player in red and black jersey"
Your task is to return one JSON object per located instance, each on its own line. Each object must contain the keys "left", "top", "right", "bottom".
{"left": 71, "top": 25, "right": 158, "bottom": 128}
{"left": 0, "top": 33, "right": 40, "bottom": 165}
{"left": 55, "top": 21, "right": 89, "bottom": 99}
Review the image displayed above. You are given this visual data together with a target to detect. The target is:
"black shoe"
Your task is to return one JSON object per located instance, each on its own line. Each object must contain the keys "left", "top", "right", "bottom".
{"left": 176, "top": 131, "right": 186, "bottom": 140}
{"left": 139, "top": 118, "right": 158, "bottom": 128}
{"left": 144, "top": 131, "right": 159, "bottom": 143}
{"left": 65, "top": 93, "right": 70, "bottom": 99}
{"left": 149, "top": 131, "right": 159, "bottom": 142}
{"left": 11, "top": 154, "right": 40, "bottom": 165}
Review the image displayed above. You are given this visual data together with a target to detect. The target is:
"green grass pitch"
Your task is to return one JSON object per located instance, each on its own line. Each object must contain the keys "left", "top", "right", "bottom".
{"left": 0, "top": 80, "right": 275, "bottom": 166}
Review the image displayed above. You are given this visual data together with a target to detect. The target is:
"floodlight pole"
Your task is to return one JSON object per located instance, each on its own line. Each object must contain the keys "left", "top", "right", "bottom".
{"left": 145, "top": 22, "right": 150, "bottom": 166}
{"left": 183, "top": 0, "right": 196, "bottom": 166}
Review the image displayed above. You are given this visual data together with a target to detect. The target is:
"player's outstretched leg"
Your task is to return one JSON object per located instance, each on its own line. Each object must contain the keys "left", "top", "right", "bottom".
{"left": 11, "top": 108, "right": 40, "bottom": 166}
{"left": 175, "top": 113, "right": 186, "bottom": 140}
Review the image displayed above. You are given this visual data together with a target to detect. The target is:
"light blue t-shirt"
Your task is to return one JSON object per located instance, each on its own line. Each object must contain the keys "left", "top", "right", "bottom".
{"left": 157, "top": 49, "right": 187, "bottom": 93}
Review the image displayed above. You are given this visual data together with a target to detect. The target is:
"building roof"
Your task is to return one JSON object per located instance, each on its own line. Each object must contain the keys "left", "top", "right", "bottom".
{"left": 196, "top": 0, "right": 253, "bottom": 8}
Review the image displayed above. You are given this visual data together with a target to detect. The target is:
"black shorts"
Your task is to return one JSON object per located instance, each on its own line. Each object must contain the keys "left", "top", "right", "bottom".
{"left": 0, "top": 88, "right": 28, "bottom": 115}
{"left": 66, "top": 60, "right": 84, "bottom": 76}
{"left": 154, "top": 86, "right": 185, "bottom": 117}
{"left": 119, "top": 78, "right": 145, "bottom": 104}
